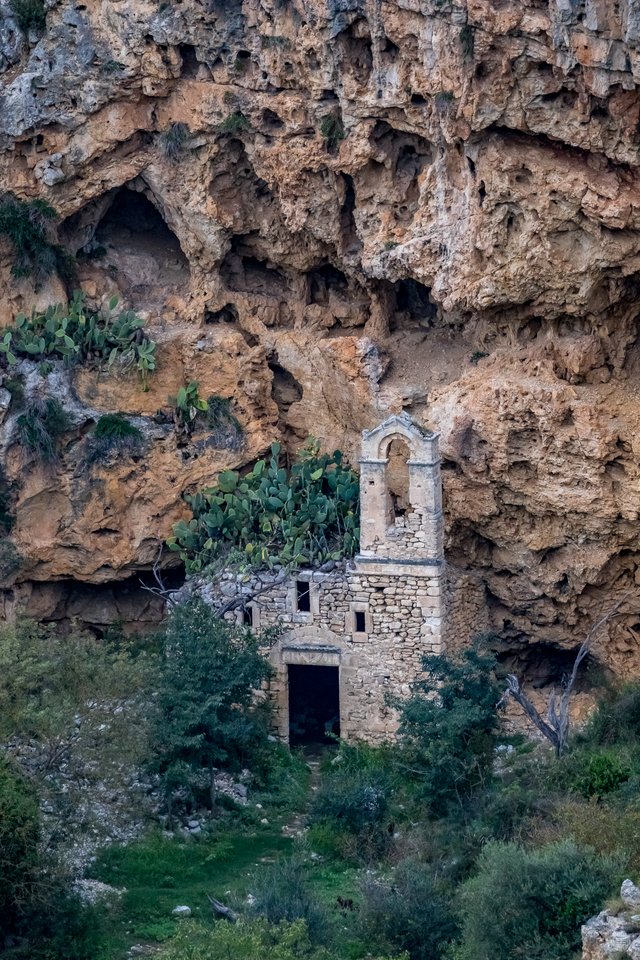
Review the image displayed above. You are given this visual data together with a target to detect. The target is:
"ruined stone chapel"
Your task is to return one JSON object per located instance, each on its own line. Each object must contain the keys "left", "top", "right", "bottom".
{"left": 225, "top": 413, "right": 446, "bottom": 744}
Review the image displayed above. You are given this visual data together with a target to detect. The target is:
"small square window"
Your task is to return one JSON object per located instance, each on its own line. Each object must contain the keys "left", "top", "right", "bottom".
{"left": 296, "top": 580, "right": 311, "bottom": 613}
{"left": 354, "top": 610, "right": 366, "bottom": 633}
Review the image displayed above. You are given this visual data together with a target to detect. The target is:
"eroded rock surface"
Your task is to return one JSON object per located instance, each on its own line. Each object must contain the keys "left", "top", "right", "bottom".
{"left": 0, "top": 1, "right": 640, "bottom": 670}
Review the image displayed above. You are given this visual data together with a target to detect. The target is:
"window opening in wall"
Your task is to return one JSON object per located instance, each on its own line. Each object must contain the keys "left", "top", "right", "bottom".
{"left": 354, "top": 610, "right": 366, "bottom": 633}
{"left": 242, "top": 607, "right": 253, "bottom": 626}
{"left": 296, "top": 580, "right": 311, "bottom": 613}
{"left": 288, "top": 665, "right": 340, "bottom": 744}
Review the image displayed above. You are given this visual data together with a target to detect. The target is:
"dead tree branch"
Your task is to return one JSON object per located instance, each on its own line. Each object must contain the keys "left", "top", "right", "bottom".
{"left": 207, "top": 895, "right": 238, "bottom": 923}
{"left": 499, "top": 594, "right": 632, "bottom": 756}
{"left": 139, "top": 539, "right": 290, "bottom": 619}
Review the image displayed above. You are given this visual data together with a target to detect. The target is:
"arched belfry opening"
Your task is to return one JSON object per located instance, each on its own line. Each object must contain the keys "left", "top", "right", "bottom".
{"left": 357, "top": 413, "right": 443, "bottom": 563}
{"left": 385, "top": 437, "right": 411, "bottom": 519}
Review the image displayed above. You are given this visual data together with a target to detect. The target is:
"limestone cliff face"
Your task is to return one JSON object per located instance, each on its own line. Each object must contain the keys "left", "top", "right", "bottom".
{"left": 1, "top": 0, "right": 640, "bottom": 675}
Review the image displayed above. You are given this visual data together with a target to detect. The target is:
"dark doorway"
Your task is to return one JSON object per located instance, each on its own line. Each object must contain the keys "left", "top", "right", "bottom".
{"left": 288, "top": 665, "right": 340, "bottom": 745}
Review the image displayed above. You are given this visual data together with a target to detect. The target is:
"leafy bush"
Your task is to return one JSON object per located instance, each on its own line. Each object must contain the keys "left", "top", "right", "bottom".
{"left": 152, "top": 598, "right": 273, "bottom": 814}
{"left": 359, "top": 859, "right": 458, "bottom": 960}
{"left": 94, "top": 412, "right": 143, "bottom": 440}
{"left": 558, "top": 747, "right": 631, "bottom": 799}
{"left": 159, "top": 122, "right": 190, "bottom": 159}
{"left": 16, "top": 395, "right": 70, "bottom": 462}
{"left": 0, "top": 758, "right": 40, "bottom": 939}
{"left": 85, "top": 413, "right": 145, "bottom": 466}
{"left": 251, "top": 856, "right": 328, "bottom": 943}
{"left": 0, "top": 192, "right": 71, "bottom": 283}
{"left": 0, "top": 291, "right": 156, "bottom": 386}
{"left": 310, "top": 745, "right": 394, "bottom": 862}
{"left": 18, "top": 891, "right": 105, "bottom": 960}
{"left": 395, "top": 641, "right": 502, "bottom": 815}
{"left": 168, "top": 439, "right": 359, "bottom": 572}
{"left": 458, "top": 840, "right": 619, "bottom": 960}
{"left": 9, "top": 0, "right": 45, "bottom": 31}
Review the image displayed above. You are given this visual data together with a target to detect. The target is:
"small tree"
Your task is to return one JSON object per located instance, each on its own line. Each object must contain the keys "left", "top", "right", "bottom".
{"left": 153, "top": 598, "right": 274, "bottom": 814}
{"left": 395, "top": 641, "right": 502, "bottom": 815}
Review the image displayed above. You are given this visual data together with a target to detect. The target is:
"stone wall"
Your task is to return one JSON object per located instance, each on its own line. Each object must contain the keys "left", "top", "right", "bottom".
{"left": 209, "top": 555, "right": 443, "bottom": 742}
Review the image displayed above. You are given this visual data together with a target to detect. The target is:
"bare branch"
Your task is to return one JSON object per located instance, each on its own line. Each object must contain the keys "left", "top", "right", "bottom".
{"left": 500, "top": 593, "right": 633, "bottom": 756}
{"left": 207, "top": 895, "right": 238, "bottom": 923}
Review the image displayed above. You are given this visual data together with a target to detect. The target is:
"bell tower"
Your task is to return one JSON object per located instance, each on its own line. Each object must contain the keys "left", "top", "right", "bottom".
{"left": 357, "top": 412, "right": 443, "bottom": 564}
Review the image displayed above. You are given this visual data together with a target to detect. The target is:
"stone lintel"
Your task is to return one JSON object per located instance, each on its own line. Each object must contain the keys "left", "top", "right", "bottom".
{"left": 282, "top": 644, "right": 341, "bottom": 666}
{"left": 354, "top": 555, "right": 443, "bottom": 577}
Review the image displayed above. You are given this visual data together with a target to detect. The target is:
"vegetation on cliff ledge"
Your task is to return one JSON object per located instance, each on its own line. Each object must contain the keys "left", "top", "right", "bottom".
{"left": 168, "top": 439, "right": 360, "bottom": 572}
{"left": 0, "top": 292, "right": 156, "bottom": 386}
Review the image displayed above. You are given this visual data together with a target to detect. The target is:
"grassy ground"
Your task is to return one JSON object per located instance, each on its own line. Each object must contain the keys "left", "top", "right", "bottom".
{"left": 88, "top": 752, "right": 361, "bottom": 959}
{"left": 91, "top": 826, "right": 296, "bottom": 956}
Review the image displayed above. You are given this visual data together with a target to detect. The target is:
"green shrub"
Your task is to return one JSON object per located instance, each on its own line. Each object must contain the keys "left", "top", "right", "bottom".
{"left": 314, "top": 767, "right": 390, "bottom": 834}
{"left": 0, "top": 758, "right": 40, "bottom": 939}
{"left": 18, "top": 892, "right": 105, "bottom": 960}
{"left": 0, "top": 193, "right": 72, "bottom": 283}
{"left": 458, "top": 840, "right": 619, "bottom": 960}
{"left": 217, "top": 112, "right": 250, "bottom": 134}
{"left": 309, "top": 743, "right": 398, "bottom": 862}
{"left": 169, "top": 380, "right": 208, "bottom": 438}
{"left": 159, "top": 122, "right": 190, "bottom": 160}
{"left": 0, "top": 618, "right": 156, "bottom": 779}
{"left": 0, "top": 292, "right": 156, "bottom": 386}
{"left": 469, "top": 350, "right": 488, "bottom": 365}
{"left": 581, "top": 683, "right": 640, "bottom": 746}
{"left": 395, "top": 641, "right": 502, "bottom": 815}
{"left": 9, "top": 0, "right": 45, "bottom": 31}
{"left": 559, "top": 748, "right": 631, "bottom": 799}
{"left": 168, "top": 439, "right": 359, "bottom": 573}
{"left": 251, "top": 856, "right": 328, "bottom": 943}
{"left": 319, "top": 114, "right": 345, "bottom": 152}
{"left": 206, "top": 395, "right": 244, "bottom": 450}
{"left": 85, "top": 413, "right": 145, "bottom": 466}
{"left": 16, "top": 396, "right": 70, "bottom": 462}
{"left": 359, "top": 859, "right": 458, "bottom": 960}
{"left": 94, "top": 412, "right": 142, "bottom": 440}
{"left": 551, "top": 798, "right": 640, "bottom": 874}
